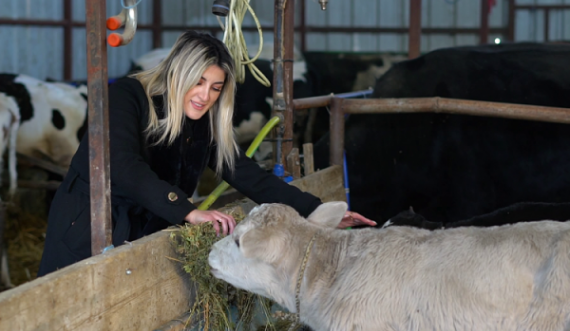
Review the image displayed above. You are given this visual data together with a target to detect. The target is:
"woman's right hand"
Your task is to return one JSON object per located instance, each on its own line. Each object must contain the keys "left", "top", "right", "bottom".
{"left": 185, "top": 209, "right": 236, "bottom": 236}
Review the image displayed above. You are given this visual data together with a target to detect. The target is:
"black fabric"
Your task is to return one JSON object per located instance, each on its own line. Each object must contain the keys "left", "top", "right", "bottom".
{"left": 38, "top": 77, "right": 322, "bottom": 276}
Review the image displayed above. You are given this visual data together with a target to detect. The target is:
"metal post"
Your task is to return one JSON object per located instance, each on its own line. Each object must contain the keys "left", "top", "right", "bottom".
{"left": 63, "top": 0, "right": 73, "bottom": 81}
{"left": 507, "top": 0, "right": 515, "bottom": 41}
{"left": 329, "top": 97, "right": 344, "bottom": 167}
{"left": 408, "top": 0, "right": 422, "bottom": 59}
{"left": 480, "top": 0, "right": 489, "bottom": 44}
{"left": 273, "top": 0, "right": 295, "bottom": 171}
{"left": 85, "top": 0, "right": 112, "bottom": 255}
{"left": 152, "top": 0, "right": 162, "bottom": 48}
{"left": 544, "top": 8, "right": 550, "bottom": 43}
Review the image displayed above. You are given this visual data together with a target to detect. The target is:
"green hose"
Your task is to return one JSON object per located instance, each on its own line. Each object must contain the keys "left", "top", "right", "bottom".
{"left": 197, "top": 116, "right": 281, "bottom": 210}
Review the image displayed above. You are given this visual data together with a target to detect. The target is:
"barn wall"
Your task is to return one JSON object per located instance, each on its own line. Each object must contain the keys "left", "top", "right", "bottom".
{"left": 0, "top": 0, "right": 569, "bottom": 81}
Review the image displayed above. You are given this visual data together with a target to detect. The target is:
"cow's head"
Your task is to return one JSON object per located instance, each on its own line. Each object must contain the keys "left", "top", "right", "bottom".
{"left": 208, "top": 201, "right": 347, "bottom": 310}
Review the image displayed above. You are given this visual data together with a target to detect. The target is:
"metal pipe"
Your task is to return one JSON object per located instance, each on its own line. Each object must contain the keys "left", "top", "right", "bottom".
{"left": 293, "top": 89, "right": 373, "bottom": 110}
{"left": 544, "top": 8, "right": 550, "bottom": 43}
{"left": 479, "top": 0, "right": 489, "bottom": 44}
{"left": 273, "top": 0, "right": 286, "bottom": 171}
{"left": 328, "top": 96, "right": 570, "bottom": 168}
{"left": 272, "top": 0, "right": 295, "bottom": 172}
{"left": 106, "top": 0, "right": 138, "bottom": 47}
{"left": 329, "top": 97, "right": 344, "bottom": 167}
{"left": 152, "top": 0, "right": 162, "bottom": 48}
{"left": 507, "top": 0, "right": 515, "bottom": 41}
{"left": 341, "top": 97, "right": 570, "bottom": 124}
{"left": 63, "top": 0, "right": 73, "bottom": 81}
{"left": 408, "top": 0, "right": 422, "bottom": 59}
{"left": 85, "top": 0, "right": 112, "bottom": 255}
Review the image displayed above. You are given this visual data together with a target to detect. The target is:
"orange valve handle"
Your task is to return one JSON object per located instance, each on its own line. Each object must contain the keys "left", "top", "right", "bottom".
{"left": 108, "top": 33, "right": 124, "bottom": 47}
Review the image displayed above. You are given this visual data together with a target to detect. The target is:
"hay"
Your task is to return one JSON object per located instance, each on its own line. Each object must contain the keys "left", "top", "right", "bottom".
{"left": 170, "top": 206, "right": 278, "bottom": 330}
{"left": 4, "top": 202, "right": 46, "bottom": 287}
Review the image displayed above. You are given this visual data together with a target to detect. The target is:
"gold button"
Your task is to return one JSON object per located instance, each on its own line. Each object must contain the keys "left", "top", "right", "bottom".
{"left": 168, "top": 192, "right": 178, "bottom": 201}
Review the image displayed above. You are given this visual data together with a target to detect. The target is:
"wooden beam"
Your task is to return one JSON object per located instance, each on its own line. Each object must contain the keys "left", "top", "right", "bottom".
{"left": 0, "top": 230, "right": 194, "bottom": 330}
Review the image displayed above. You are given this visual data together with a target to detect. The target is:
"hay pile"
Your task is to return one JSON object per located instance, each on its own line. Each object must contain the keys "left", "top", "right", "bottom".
{"left": 3, "top": 202, "right": 46, "bottom": 289}
{"left": 170, "top": 205, "right": 283, "bottom": 330}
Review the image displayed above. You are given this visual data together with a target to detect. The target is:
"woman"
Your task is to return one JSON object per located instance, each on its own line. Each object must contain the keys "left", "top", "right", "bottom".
{"left": 38, "top": 30, "right": 374, "bottom": 276}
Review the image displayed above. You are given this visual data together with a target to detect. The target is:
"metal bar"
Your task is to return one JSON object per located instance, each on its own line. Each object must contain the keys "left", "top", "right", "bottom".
{"left": 408, "top": 0, "right": 422, "bottom": 59}
{"left": 272, "top": 0, "right": 295, "bottom": 172}
{"left": 0, "top": 19, "right": 509, "bottom": 36}
{"left": 273, "top": 0, "right": 286, "bottom": 169}
{"left": 282, "top": 0, "right": 296, "bottom": 168}
{"left": 152, "top": 0, "right": 162, "bottom": 48}
{"left": 85, "top": 0, "right": 112, "bottom": 255}
{"left": 293, "top": 89, "right": 373, "bottom": 110}
{"left": 300, "top": 0, "right": 307, "bottom": 53}
{"left": 516, "top": 4, "right": 570, "bottom": 10}
{"left": 480, "top": 0, "right": 489, "bottom": 44}
{"left": 63, "top": 0, "right": 73, "bottom": 81}
{"left": 544, "top": 8, "right": 550, "bottom": 43}
{"left": 340, "top": 97, "right": 570, "bottom": 124}
{"left": 329, "top": 97, "right": 344, "bottom": 167}
{"left": 507, "top": 0, "right": 515, "bottom": 41}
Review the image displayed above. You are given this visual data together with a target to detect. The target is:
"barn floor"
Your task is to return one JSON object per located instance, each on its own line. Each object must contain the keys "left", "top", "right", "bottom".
{"left": 1, "top": 167, "right": 50, "bottom": 292}
{"left": 3, "top": 203, "right": 46, "bottom": 289}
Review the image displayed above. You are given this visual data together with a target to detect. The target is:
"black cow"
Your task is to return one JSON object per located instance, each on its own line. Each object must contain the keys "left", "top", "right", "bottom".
{"left": 314, "top": 42, "right": 570, "bottom": 227}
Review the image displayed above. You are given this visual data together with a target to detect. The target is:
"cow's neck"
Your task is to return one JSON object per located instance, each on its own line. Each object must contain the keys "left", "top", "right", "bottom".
{"left": 296, "top": 229, "right": 352, "bottom": 322}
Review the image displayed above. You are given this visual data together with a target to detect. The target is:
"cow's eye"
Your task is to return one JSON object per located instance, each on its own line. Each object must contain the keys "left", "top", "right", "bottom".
{"left": 235, "top": 237, "right": 240, "bottom": 248}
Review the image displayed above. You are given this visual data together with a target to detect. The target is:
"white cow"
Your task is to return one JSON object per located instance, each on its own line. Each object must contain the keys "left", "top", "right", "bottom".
{"left": 209, "top": 201, "right": 570, "bottom": 331}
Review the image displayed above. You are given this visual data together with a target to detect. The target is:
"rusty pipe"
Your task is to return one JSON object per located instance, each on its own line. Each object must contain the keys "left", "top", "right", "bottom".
{"left": 340, "top": 97, "right": 570, "bottom": 124}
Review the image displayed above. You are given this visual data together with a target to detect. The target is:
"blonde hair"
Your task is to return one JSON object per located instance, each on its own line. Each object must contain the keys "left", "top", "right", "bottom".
{"left": 133, "top": 30, "right": 238, "bottom": 175}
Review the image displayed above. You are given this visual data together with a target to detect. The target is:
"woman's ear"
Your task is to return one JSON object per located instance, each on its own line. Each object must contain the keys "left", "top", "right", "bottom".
{"left": 306, "top": 201, "right": 348, "bottom": 228}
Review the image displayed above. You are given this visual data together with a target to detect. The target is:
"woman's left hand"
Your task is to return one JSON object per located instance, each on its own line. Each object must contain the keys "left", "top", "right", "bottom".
{"left": 337, "top": 211, "right": 377, "bottom": 229}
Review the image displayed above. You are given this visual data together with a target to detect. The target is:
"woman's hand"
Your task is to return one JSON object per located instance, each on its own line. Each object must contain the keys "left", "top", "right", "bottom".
{"left": 185, "top": 209, "right": 236, "bottom": 236}
{"left": 337, "top": 211, "right": 377, "bottom": 229}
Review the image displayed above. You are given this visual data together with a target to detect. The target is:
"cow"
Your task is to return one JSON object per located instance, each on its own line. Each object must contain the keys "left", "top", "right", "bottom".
{"left": 313, "top": 42, "right": 570, "bottom": 228}
{"left": 302, "top": 52, "right": 407, "bottom": 143}
{"left": 209, "top": 201, "right": 570, "bottom": 331}
{"left": 0, "top": 74, "right": 88, "bottom": 168}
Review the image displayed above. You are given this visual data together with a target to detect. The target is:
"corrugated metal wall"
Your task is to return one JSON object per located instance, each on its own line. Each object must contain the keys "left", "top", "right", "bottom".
{"left": 0, "top": 0, "right": 569, "bottom": 81}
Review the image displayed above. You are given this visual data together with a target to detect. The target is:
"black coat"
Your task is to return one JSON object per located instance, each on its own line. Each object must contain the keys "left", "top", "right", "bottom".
{"left": 38, "top": 77, "right": 321, "bottom": 276}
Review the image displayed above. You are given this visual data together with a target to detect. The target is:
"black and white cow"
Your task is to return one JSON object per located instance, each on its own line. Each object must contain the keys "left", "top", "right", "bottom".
{"left": 314, "top": 42, "right": 570, "bottom": 228}
{"left": 0, "top": 74, "right": 88, "bottom": 168}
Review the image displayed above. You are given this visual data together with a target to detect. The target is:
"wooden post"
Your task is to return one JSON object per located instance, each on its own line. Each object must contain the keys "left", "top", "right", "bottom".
{"left": 302, "top": 143, "right": 314, "bottom": 176}
{"left": 287, "top": 148, "right": 301, "bottom": 180}
{"left": 330, "top": 97, "right": 345, "bottom": 167}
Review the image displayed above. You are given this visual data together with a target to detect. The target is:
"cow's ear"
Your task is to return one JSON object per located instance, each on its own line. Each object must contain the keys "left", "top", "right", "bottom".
{"left": 240, "top": 226, "right": 286, "bottom": 263}
{"left": 306, "top": 201, "right": 348, "bottom": 228}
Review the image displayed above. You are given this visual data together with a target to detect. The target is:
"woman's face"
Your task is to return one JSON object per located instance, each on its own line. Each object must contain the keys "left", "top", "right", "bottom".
{"left": 184, "top": 64, "right": 226, "bottom": 120}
